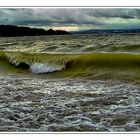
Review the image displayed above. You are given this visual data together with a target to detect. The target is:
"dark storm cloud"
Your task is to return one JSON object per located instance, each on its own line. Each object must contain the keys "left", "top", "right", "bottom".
{"left": 84, "top": 9, "right": 137, "bottom": 19}
{"left": 0, "top": 8, "right": 140, "bottom": 30}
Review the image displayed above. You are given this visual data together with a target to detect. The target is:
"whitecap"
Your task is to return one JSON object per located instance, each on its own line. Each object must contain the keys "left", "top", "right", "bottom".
{"left": 30, "top": 63, "right": 63, "bottom": 74}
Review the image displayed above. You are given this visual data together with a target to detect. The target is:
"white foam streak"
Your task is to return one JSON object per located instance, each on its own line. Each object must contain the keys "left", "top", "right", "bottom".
{"left": 30, "top": 63, "right": 63, "bottom": 74}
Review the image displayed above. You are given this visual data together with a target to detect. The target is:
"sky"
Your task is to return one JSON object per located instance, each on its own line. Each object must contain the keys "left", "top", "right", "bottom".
{"left": 0, "top": 8, "right": 140, "bottom": 31}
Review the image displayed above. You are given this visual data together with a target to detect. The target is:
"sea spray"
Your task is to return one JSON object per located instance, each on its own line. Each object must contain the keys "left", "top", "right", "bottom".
{"left": 30, "top": 63, "right": 64, "bottom": 74}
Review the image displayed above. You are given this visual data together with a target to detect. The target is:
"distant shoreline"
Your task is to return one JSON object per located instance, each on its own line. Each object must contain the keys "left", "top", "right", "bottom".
{"left": 0, "top": 25, "right": 71, "bottom": 37}
{"left": 1, "top": 25, "right": 140, "bottom": 37}
{"left": 72, "top": 28, "right": 140, "bottom": 34}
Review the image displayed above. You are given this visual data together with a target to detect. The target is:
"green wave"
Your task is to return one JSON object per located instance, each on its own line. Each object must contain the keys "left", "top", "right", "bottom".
{"left": 1, "top": 50, "right": 140, "bottom": 80}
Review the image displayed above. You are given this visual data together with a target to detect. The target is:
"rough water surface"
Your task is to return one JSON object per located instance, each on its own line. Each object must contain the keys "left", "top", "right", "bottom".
{"left": 0, "top": 75, "right": 140, "bottom": 132}
{"left": 0, "top": 34, "right": 140, "bottom": 132}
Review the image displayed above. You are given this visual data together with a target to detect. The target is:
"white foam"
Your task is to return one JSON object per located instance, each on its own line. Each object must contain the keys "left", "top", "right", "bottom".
{"left": 30, "top": 63, "right": 63, "bottom": 74}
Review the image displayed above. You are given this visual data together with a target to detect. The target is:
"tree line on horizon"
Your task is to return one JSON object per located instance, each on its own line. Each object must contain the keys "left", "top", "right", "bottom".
{"left": 0, "top": 25, "right": 70, "bottom": 37}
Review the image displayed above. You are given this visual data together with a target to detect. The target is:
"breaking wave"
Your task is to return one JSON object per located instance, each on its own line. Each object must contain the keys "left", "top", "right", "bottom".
{"left": 1, "top": 50, "right": 140, "bottom": 79}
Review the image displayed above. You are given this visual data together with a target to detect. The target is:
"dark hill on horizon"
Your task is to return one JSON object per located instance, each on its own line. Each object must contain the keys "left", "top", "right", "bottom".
{"left": 0, "top": 25, "right": 70, "bottom": 37}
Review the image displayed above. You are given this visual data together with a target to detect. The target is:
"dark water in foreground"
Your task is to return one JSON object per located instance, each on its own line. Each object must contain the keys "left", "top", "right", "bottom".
{"left": 0, "top": 34, "right": 140, "bottom": 131}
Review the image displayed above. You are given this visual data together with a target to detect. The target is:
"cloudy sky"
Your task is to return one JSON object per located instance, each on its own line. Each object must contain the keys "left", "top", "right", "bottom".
{"left": 0, "top": 8, "right": 140, "bottom": 31}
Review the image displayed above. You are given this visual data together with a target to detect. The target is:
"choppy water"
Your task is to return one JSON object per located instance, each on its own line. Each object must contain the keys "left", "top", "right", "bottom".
{"left": 1, "top": 33, "right": 140, "bottom": 53}
{"left": 0, "top": 34, "right": 140, "bottom": 132}
{"left": 0, "top": 75, "right": 140, "bottom": 132}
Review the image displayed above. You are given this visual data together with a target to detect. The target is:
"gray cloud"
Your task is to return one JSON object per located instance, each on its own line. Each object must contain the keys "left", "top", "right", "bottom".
{"left": 0, "top": 8, "right": 140, "bottom": 30}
